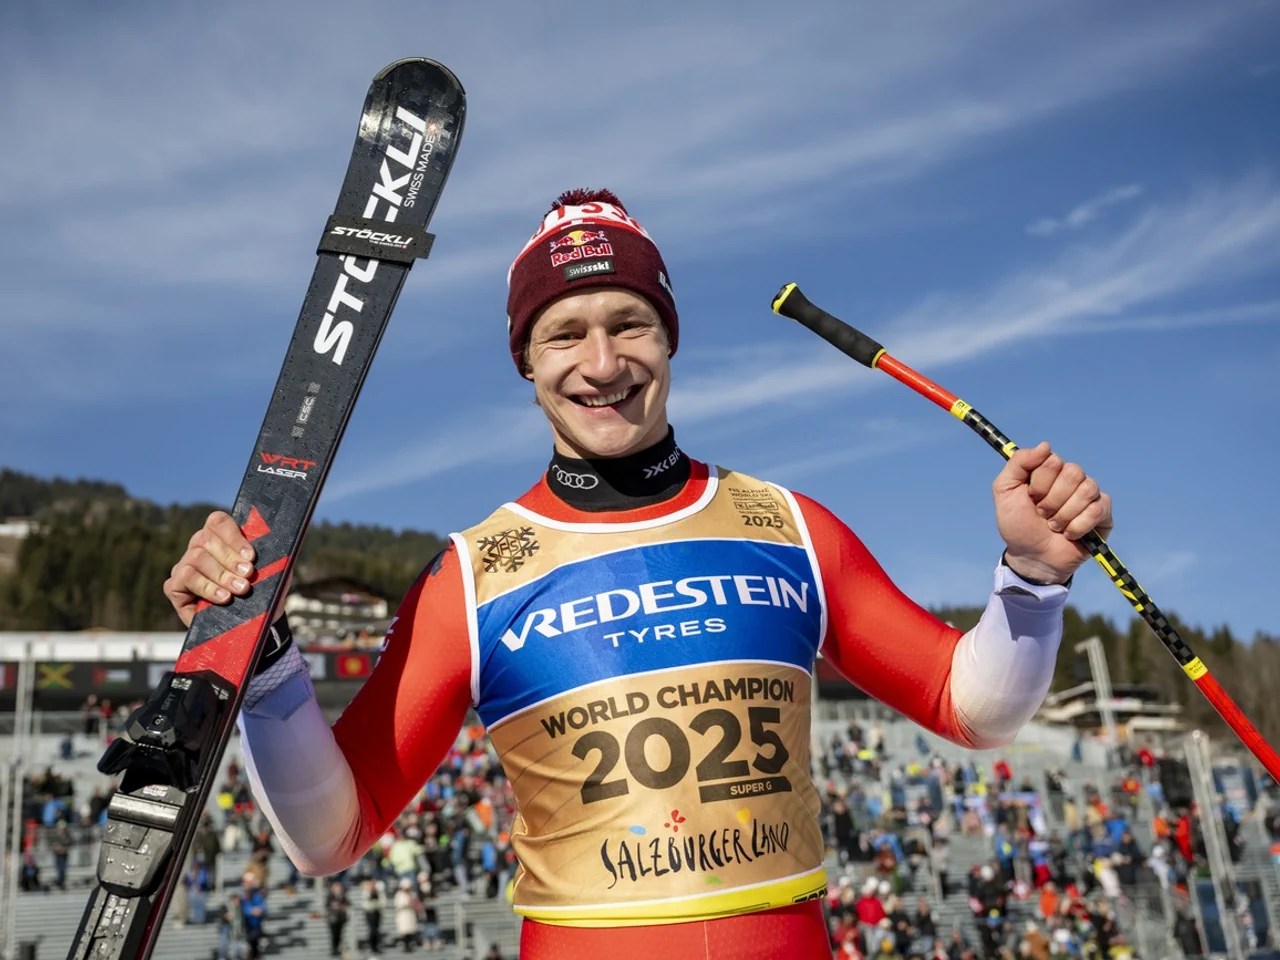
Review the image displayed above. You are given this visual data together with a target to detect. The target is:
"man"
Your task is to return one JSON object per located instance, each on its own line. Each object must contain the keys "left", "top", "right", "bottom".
{"left": 324, "top": 879, "right": 350, "bottom": 957}
{"left": 217, "top": 890, "right": 247, "bottom": 960}
{"left": 1114, "top": 829, "right": 1144, "bottom": 887}
{"left": 49, "top": 818, "right": 71, "bottom": 891}
{"left": 360, "top": 877, "right": 386, "bottom": 955}
{"left": 164, "top": 189, "right": 1112, "bottom": 959}
{"left": 386, "top": 829, "right": 424, "bottom": 883}
{"left": 193, "top": 812, "right": 222, "bottom": 884}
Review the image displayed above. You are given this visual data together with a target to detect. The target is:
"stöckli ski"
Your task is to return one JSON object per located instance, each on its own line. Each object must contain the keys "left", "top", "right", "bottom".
{"left": 68, "top": 57, "right": 466, "bottom": 960}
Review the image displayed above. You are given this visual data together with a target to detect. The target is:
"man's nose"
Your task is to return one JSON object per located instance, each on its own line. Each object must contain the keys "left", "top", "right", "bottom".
{"left": 578, "top": 328, "right": 626, "bottom": 380}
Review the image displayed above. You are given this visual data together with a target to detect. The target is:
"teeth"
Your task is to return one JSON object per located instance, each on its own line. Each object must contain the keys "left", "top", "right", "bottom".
{"left": 579, "top": 389, "right": 630, "bottom": 407}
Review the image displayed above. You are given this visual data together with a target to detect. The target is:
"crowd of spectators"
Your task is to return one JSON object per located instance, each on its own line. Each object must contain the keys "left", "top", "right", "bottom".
{"left": 188, "top": 724, "right": 518, "bottom": 956}
{"left": 8, "top": 715, "right": 517, "bottom": 957}
{"left": 8, "top": 704, "right": 1277, "bottom": 960}
{"left": 12, "top": 761, "right": 112, "bottom": 893}
{"left": 811, "top": 718, "right": 1274, "bottom": 960}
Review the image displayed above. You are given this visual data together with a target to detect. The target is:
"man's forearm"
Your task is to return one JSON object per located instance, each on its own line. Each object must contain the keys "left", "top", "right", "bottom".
{"left": 237, "top": 645, "right": 364, "bottom": 875}
{"left": 948, "top": 562, "right": 1069, "bottom": 748}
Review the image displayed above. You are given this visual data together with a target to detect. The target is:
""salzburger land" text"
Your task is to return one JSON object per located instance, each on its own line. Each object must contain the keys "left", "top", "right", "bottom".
{"left": 600, "top": 817, "right": 790, "bottom": 888}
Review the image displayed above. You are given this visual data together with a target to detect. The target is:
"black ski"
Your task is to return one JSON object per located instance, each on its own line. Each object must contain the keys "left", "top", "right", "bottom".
{"left": 68, "top": 57, "right": 465, "bottom": 960}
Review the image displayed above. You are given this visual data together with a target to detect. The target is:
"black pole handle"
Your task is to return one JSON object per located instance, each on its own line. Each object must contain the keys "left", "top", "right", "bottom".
{"left": 772, "top": 282, "right": 884, "bottom": 368}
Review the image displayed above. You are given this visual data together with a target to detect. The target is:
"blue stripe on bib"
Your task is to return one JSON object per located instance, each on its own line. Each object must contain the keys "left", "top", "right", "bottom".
{"left": 476, "top": 538, "right": 821, "bottom": 726}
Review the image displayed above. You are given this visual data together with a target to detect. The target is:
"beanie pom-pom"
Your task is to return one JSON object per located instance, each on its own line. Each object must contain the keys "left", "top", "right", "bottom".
{"left": 550, "top": 187, "right": 626, "bottom": 214}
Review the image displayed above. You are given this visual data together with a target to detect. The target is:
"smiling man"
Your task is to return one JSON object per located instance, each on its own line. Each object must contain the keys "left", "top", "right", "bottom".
{"left": 165, "top": 189, "right": 1112, "bottom": 959}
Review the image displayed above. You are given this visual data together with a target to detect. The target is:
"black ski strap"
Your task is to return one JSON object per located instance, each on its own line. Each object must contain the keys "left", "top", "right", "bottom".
{"left": 318, "top": 215, "right": 435, "bottom": 263}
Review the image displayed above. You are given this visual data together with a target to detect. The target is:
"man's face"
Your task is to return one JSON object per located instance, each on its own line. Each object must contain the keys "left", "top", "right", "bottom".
{"left": 525, "top": 287, "right": 670, "bottom": 459}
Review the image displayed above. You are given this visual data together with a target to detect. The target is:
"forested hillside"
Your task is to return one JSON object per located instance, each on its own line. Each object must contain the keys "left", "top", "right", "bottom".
{"left": 0, "top": 469, "right": 446, "bottom": 631}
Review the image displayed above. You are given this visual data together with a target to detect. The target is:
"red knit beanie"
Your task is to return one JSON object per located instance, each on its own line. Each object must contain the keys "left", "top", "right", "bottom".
{"left": 506, "top": 188, "right": 677, "bottom": 374}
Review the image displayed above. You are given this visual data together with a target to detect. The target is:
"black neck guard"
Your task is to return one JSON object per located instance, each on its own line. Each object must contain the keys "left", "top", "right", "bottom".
{"left": 545, "top": 428, "right": 690, "bottom": 512}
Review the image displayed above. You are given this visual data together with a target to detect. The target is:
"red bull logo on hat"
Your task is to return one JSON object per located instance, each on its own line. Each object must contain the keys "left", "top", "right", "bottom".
{"left": 549, "top": 229, "right": 609, "bottom": 251}
{"left": 549, "top": 228, "right": 613, "bottom": 268}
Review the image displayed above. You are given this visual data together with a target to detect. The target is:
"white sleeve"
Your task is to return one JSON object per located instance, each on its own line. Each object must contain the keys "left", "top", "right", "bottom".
{"left": 948, "top": 561, "right": 1070, "bottom": 748}
{"left": 236, "top": 644, "right": 363, "bottom": 876}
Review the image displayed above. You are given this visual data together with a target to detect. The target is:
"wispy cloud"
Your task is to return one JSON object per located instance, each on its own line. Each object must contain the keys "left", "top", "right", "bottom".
{"left": 1069, "top": 299, "right": 1280, "bottom": 333}
{"left": 888, "top": 175, "right": 1280, "bottom": 368}
{"left": 2, "top": 1, "right": 1271, "bottom": 427}
{"left": 447, "top": 4, "right": 1258, "bottom": 267}
{"left": 310, "top": 175, "right": 1280, "bottom": 499}
{"left": 322, "top": 405, "right": 548, "bottom": 503}
{"left": 2, "top": 2, "right": 1262, "bottom": 299}
{"left": 1142, "top": 550, "right": 1198, "bottom": 584}
{"left": 755, "top": 423, "right": 942, "bottom": 487}
{"left": 676, "top": 176, "right": 1280, "bottom": 413}
{"left": 1026, "top": 184, "right": 1144, "bottom": 237}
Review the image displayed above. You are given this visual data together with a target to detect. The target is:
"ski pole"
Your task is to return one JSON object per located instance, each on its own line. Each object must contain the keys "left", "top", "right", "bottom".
{"left": 771, "top": 281, "right": 1280, "bottom": 782}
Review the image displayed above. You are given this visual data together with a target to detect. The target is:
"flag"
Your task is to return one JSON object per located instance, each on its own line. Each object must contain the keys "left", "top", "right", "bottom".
{"left": 37, "top": 663, "right": 73, "bottom": 689}
{"left": 92, "top": 666, "right": 134, "bottom": 687}
{"left": 334, "top": 653, "right": 372, "bottom": 679}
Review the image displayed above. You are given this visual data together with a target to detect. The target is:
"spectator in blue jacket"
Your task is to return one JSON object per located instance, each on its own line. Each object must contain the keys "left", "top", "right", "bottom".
{"left": 240, "top": 873, "right": 268, "bottom": 959}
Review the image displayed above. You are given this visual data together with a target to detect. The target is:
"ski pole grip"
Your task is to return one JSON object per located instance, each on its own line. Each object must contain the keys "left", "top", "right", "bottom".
{"left": 771, "top": 283, "right": 885, "bottom": 368}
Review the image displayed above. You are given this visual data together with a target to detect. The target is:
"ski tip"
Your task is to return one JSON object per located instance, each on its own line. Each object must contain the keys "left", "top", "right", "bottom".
{"left": 374, "top": 57, "right": 466, "bottom": 94}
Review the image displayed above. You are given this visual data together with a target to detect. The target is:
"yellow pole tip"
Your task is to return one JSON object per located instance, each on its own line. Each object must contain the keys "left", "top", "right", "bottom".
{"left": 772, "top": 282, "right": 797, "bottom": 314}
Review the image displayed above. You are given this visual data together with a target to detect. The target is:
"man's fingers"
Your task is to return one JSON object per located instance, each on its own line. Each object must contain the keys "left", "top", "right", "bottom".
{"left": 1062, "top": 493, "right": 1113, "bottom": 541}
{"left": 1025, "top": 452, "right": 1070, "bottom": 509}
{"left": 1034, "top": 461, "right": 1088, "bottom": 523}
{"left": 165, "top": 510, "right": 256, "bottom": 628}
{"left": 1043, "top": 476, "right": 1101, "bottom": 532}
{"left": 199, "top": 512, "right": 257, "bottom": 574}
{"left": 166, "top": 550, "right": 250, "bottom": 606}
{"left": 190, "top": 549, "right": 252, "bottom": 597}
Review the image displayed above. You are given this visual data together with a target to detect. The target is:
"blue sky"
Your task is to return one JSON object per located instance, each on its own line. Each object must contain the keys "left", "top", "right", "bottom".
{"left": 3, "top": 1, "right": 1279, "bottom": 649}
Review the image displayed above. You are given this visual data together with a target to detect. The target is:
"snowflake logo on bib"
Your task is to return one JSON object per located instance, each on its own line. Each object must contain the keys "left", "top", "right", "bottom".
{"left": 477, "top": 526, "right": 539, "bottom": 573}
